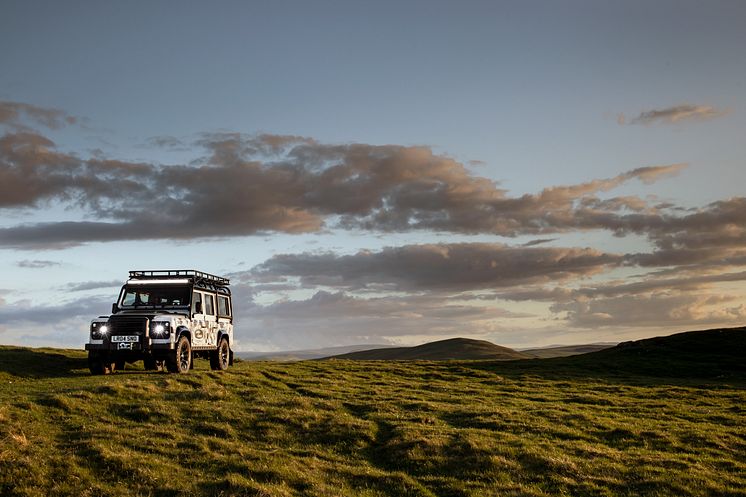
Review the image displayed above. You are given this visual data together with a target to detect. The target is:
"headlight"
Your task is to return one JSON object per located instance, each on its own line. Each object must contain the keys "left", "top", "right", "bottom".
{"left": 150, "top": 321, "right": 170, "bottom": 337}
{"left": 91, "top": 322, "right": 109, "bottom": 339}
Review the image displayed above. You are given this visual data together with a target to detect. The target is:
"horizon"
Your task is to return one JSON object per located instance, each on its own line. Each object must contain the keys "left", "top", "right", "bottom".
{"left": 2, "top": 1, "right": 746, "bottom": 352}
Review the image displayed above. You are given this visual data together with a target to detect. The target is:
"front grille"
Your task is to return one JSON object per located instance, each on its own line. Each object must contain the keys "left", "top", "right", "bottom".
{"left": 109, "top": 316, "right": 148, "bottom": 335}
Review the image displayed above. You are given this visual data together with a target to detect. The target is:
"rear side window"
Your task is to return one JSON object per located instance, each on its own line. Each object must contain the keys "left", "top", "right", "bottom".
{"left": 204, "top": 294, "right": 215, "bottom": 315}
{"left": 218, "top": 296, "right": 231, "bottom": 317}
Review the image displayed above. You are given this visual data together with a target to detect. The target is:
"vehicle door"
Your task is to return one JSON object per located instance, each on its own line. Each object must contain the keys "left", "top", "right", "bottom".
{"left": 217, "top": 295, "right": 232, "bottom": 341}
{"left": 191, "top": 291, "right": 207, "bottom": 347}
{"left": 203, "top": 293, "right": 218, "bottom": 347}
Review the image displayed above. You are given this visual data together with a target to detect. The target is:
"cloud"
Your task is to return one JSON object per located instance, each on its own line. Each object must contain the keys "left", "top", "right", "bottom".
{"left": 0, "top": 296, "right": 112, "bottom": 348}
{"left": 494, "top": 270, "right": 746, "bottom": 303}
{"left": 0, "top": 124, "right": 691, "bottom": 248}
{"left": 237, "top": 240, "right": 746, "bottom": 337}
{"left": 0, "top": 100, "right": 78, "bottom": 130}
{"left": 589, "top": 197, "right": 746, "bottom": 271}
{"left": 65, "top": 280, "right": 122, "bottom": 292}
{"left": 144, "top": 135, "right": 188, "bottom": 150}
{"left": 0, "top": 131, "right": 152, "bottom": 210}
{"left": 552, "top": 293, "right": 746, "bottom": 328}
{"left": 521, "top": 238, "right": 557, "bottom": 247}
{"left": 234, "top": 290, "right": 531, "bottom": 350}
{"left": 625, "top": 104, "right": 729, "bottom": 126}
{"left": 0, "top": 297, "right": 108, "bottom": 326}
{"left": 16, "top": 259, "right": 61, "bottom": 268}
{"left": 243, "top": 243, "right": 623, "bottom": 292}
{"left": 2, "top": 100, "right": 744, "bottom": 348}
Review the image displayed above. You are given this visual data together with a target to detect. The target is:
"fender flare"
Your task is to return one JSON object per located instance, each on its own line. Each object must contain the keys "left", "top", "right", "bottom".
{"left": 175, "top": 326, "right": 191, "bottom": 343}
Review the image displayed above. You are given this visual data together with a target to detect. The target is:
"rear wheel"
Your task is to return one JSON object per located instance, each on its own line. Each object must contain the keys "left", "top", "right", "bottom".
{"left": 166, "top": 336, "right": 191, "bottom": 374}
{"left": 210, "top": 338, "right": 230, "bottom": 371}
{"left": 115, "top": 358, "right": 126, "bottom": 371}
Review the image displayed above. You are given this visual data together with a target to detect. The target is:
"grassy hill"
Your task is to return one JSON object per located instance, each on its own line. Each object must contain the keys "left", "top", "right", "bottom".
{"left": 539, "top": 326, "right": 746, "bottom": 380}
{"left": 325, "top": 337, "right": 531, "bottom": 361}
{"left": 1, "top": 327, "right": 745, "bottom": 496}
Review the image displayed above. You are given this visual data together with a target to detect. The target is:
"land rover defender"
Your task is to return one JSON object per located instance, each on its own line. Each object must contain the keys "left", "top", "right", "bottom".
{"left": 85, "top": 270, "right": 234, "bottom": 374}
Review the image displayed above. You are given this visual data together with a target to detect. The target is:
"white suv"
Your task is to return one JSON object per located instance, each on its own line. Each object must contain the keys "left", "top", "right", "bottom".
{"left": 85, "top": 270, "right": 234, "bottom": 374}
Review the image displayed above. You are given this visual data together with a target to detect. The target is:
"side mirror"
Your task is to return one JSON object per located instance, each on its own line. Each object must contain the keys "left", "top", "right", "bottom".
{"left": 111, "top": 303, "right": 119, "bottom": 314}
{"left": 195, "top": 302, "right": 203, "bottom": 314}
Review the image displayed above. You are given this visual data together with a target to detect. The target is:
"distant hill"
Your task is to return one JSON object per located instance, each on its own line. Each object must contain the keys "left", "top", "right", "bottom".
{"left": 324, "top": 337, "right": 531, "bottom": 361}
{"left": 237, "top": 344, "right": 396, "bottom": 361}
{"left": 493, "top": 326, "right": 746, "bottom": 380}
{"left": 522, "top": 343, "right": 615, "bottom": 358}
{"left": 573, "top": 326, "right": 746, "bottom": 378}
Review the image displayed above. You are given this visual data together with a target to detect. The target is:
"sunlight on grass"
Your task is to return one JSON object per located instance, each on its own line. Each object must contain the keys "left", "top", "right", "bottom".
{"left": 0, "top": 346, "right": 744, "bottom": 496}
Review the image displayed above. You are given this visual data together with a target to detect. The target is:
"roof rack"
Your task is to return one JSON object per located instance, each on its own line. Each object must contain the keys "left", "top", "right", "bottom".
{"left": 128, "top": 270, "right": 230, "bottom": 287}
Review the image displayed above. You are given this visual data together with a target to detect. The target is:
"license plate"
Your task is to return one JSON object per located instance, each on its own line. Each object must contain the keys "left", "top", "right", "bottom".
{"left": 111, "top": 335, "right": 139, "bottom": 343}
{"left": 117, "top": 343, "right": 133, "bottom": 350}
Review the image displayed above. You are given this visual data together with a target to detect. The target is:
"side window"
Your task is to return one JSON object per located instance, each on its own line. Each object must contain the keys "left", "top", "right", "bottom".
{"left": 204, "top": 294, "right": 215, "bottom": 315}
{"left": 192, "top": 292, "right": 202, "bottom": 314}
{"left": 218, "top": 296, "right": 231, "bottom": 317}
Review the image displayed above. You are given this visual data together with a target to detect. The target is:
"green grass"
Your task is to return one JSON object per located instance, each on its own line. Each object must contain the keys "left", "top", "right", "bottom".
{"left": 1, "top": 336, "right": 745, "bottom": 496}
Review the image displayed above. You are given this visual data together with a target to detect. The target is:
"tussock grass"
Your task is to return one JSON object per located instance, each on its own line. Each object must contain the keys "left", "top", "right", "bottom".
{"left": 0, "top": 343, "right": 744, "bottom": 496}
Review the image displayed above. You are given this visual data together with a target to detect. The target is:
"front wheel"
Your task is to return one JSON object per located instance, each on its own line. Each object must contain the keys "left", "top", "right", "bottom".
{"left": 143, "top": 356, "right": 164, "bottom": 371}
{"left": 210, "top": 338, "right": 230, "bottom": 371}
{"left": 166, "top": 336, "right": 192, "bottom": 374}
{"left": 88, "top": 351, "right": 115, "bottom": 375}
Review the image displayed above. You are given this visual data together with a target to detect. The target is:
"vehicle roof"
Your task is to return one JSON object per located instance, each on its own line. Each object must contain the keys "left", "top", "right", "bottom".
{"left": 126, "top": 269, "right": 231, "bottom": 296}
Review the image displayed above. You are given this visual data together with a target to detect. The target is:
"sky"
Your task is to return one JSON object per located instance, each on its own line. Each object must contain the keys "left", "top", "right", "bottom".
{"left": 1, "top": 0, "right": 745, "bottom": 351}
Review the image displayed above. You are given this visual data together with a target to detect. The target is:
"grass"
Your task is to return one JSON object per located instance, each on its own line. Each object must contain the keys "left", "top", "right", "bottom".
{"left": 1, "top": 335, "right": 745, "bottom": 496}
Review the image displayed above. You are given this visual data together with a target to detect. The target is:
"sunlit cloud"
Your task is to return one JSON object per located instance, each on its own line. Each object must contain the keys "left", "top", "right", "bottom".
{"left": 620, "top": 104, "right": 729, "bottom": 126}
{"left": 0, "top": 113, "right": 694, "bottom": 248}
{"left": 0, "top": 100, "right": 78, "bottom": 131}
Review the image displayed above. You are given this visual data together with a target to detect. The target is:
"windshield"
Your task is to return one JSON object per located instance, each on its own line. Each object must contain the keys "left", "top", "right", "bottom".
{"left": 120, "top": 286, "right": 190, "bottom": 308}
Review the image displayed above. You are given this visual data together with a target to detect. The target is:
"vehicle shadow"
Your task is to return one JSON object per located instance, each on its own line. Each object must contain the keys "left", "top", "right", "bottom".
{"left": 0, "top": 346, "right": 89, "bottom": 378}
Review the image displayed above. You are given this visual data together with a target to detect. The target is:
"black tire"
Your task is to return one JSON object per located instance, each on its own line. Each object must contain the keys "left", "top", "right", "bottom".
{"left": 143, "top": 356, "right": 159, "bottom": 371}
{"left": 115, "top": 358, "right": 126, "bottom": 371}
{"left": 88, "top": 351, "right": 115, "bottom": 375}
{"left": 166, "top": 335, "right": 192, "bottom": 374}
{"left": 210, "top": 338, "right": 230, "bottom": 371}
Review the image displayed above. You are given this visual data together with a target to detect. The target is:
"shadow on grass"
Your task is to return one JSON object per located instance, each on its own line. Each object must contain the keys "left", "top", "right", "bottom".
{"left": 457, "top": 356, "right": 746, "bottom": 387}
{"left": 0, "top": 346, "right": 88, "bottom": 378}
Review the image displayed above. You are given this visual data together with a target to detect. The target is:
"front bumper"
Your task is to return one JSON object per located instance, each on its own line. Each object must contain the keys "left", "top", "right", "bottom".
{"left": 85, "top": 340, "right": 174, "bottom": 352}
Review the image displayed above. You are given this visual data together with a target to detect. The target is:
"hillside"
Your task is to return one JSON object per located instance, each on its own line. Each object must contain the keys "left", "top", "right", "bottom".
{"left": 472, "top": 326, "right": 746, "bottom": 381}
{"left": 1, "top": 327, "right": 745, "bottom": 496}
{"left": 577, "top": 326, "right": 746, "bottom": 377}
{"left": 325, "top": 337, "right": 531, "bottom": 361}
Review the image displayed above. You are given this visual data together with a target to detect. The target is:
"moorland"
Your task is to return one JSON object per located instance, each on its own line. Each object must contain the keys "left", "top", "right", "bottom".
{"left": 1, "top": 327, "right": 744, "bottom": 496}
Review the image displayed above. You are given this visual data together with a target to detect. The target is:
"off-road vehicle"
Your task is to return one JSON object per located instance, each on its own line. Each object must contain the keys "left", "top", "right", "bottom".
{"left": 85, "top": 270, "right": 234, "bottom": 374}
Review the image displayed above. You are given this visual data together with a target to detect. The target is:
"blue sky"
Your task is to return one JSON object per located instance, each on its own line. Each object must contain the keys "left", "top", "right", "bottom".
{"left": 1, "top": 1, "right": 745, "bottom": 351}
